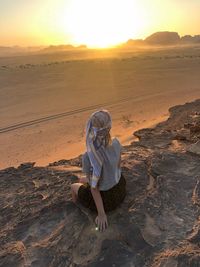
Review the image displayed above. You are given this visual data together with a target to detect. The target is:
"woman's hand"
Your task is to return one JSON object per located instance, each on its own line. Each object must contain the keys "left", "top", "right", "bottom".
{"left": 95, "top": 213, "right": 108, "bottom": 232}
{"left": 90, "top": 187, "right": 107, "bottom": 231}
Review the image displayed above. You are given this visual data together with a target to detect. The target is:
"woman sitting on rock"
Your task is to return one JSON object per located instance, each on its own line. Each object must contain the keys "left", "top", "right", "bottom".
{"left": 71, "top": 109, "right": 126, "bottom": 232}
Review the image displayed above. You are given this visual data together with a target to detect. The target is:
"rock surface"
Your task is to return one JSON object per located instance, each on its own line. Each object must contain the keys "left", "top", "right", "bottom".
{"left": 145, "top": 32, "right": 181, "bottom": 45}
{"left": 0, "top": 100, "right": 200, "bottom": 267}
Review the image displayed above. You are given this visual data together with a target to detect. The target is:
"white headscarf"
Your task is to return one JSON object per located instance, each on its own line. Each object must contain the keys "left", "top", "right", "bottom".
{"left": 86, "top": 110, "right": 112, "bottom": 188}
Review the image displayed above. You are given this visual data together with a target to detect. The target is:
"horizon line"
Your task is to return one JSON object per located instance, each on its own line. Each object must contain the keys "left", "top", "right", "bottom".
{"left": 1, "top": 30, "right": 200, "bottom": 49}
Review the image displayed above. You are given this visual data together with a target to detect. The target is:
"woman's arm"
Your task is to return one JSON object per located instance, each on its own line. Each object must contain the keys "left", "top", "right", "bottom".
{"left": 90, "top": 187, "right": 108, "bottom": 231}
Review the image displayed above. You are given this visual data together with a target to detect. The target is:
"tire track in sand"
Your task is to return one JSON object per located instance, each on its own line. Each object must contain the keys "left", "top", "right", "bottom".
{"left": 0, "top": 92, "right": 162, "bottom": 134}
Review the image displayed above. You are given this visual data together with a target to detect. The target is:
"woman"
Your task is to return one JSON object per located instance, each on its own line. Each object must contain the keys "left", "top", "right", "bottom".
{"left": 71, "top": 109, "right": 126, "bottom": 232}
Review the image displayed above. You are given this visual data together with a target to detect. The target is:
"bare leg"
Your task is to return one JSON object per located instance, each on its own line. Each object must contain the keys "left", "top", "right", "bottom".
{"left": 71, "top": 183, "right": 83, "bottom": 203}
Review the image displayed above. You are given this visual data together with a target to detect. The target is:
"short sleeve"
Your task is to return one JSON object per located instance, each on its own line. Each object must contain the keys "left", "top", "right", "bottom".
{"left": 82, "top": 152, "right": 91, "bottom": 175}
{"left": 90, "top": 175, "right": 100, "bottom": 189}
{"left": 112, "top": 137, "right": 122, "bottom": 154}
{"left": 82, "top": 152, "right": 100, "bottom": 188}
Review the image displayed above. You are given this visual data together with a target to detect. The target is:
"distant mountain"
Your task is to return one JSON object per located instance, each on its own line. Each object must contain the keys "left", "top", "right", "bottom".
{"left": 0, "top": 44, "right": 87, "bottom": 57}
{"left": 0, "top": 46, "right": 45, "bottom": 57}
{"left": 181, "top": 35, "right": 200, "bottom": 43}
{"left": 1, "top": 31, "right": 200, "bottom": 57}
{"left": 145, "top": 31, "right": 181, "bottom": 45}
{"left": 122, "top": 32, "right": 200, "bottom": 48}
{"left": 40, "top": 44, "right": 87, "bottom": 53}
{"left": 123, "top": 39, "right": 144, "bottom": 47}
{"left": 0, "top": 46, "right": 23, "bottom": 54}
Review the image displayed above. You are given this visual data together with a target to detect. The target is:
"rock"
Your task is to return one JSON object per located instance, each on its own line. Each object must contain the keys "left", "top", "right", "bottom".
{"left": 145, "top": 31, "right": 180, "bottom": 45}
{"left": 48, "top": 155, "right": 82, "bottom": 167}
{"left": 190, "top": 124, "right": 200, "bottom": 135}
{"left": 192, "top": 178, "right": 200, "bottom": 207}
{"left": 134, "top": 129, "right": 174, "bottom": 149}
{"left": 140, "top": 214, "right": 162, "bottom": 246}
{"left": 159, "top": 257, "right": 178, "bottom": 267}
{"left": 150, "top": 151, "right": 200, "bottom": 177}
{"left": 187, "top": 219, "right": 200, "bottom": 245}
{"left": 87, "top": 240, "right": 135, "bottom": 267}
{"left": 181, "top": 34, "right": 200, "bottom": 44}
{"left": 173, "top": 128, "right": 190, "bottom": 141}
{"left": 151, "top": 244, "right": 200, "bottom": 267}
{"left": 17, "top": 162, "right": 35, "bottom": 169}
{"left": 1, "top": 99, "right": 200, "bottom": 266}
{"left": 187, "top": 141, "right": 200, "bottom": 156}
{"left": 48, "top": 159, "right": 69, "bottom": 166}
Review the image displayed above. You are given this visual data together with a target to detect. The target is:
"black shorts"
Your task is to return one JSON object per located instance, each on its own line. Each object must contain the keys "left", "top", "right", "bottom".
{"left": 78, "top": 174, "right": 126, "bottom": 213}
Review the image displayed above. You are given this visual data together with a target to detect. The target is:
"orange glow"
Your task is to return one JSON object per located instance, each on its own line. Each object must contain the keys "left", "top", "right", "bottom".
{"left": 1, "top": 0, "right": 200, "bottom": 47}
{"left": 58, "top": 0, "right": 148, "bottom": 48}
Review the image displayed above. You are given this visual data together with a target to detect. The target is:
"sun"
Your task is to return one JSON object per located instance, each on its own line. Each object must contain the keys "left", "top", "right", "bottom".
{"left": 58, "top": 0, "right": 148, "bottom": 48}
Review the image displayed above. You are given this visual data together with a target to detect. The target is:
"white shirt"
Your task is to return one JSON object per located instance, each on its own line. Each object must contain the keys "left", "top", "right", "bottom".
{"left": 82, "top": 137, "right": 122, "bottom": 191}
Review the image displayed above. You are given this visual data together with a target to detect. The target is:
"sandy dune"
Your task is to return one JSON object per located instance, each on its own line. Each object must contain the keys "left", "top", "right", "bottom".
{"left": 0, "top": 46, "right": 200, "bottom": 169}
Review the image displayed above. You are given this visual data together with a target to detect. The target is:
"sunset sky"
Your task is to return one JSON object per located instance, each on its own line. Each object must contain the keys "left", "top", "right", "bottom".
{"left": 0, "top": 0, "right": 200, "bottom": 48}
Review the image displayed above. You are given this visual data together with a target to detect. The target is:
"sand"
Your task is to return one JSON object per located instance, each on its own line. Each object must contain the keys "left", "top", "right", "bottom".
{"left": 0, "top": 46, "right": 200, "bottom": 169}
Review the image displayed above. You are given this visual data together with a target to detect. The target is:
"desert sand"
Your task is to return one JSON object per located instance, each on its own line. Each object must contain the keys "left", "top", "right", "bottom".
{"left": 0, "top": 46, "right": 200, "bottom": 169}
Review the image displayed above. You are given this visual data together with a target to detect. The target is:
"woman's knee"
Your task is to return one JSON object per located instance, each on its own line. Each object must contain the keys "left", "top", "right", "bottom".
{"left": 71, "top": 183, "right": 83, "bottom": 195}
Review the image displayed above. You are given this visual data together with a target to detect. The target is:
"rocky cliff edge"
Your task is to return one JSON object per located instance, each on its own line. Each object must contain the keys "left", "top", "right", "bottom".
{"left": 0, "top": 99, "right": 200, "bottom": 267}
